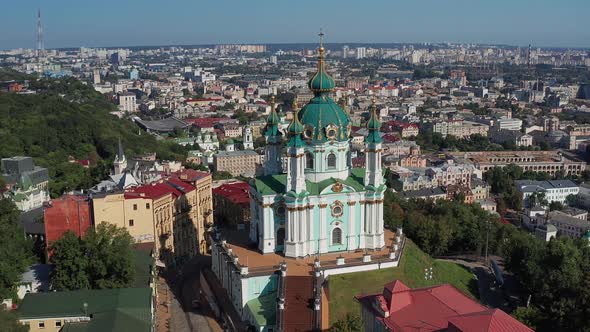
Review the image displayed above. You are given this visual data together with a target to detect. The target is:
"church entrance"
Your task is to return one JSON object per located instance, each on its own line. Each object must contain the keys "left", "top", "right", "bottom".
{"left": 276, "top": 228, "right": 285, "bottom": 252}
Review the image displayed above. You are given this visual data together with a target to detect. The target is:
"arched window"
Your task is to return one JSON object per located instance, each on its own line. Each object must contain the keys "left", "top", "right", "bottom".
{"left": 276, "top": 228, "right": 285, "bottom": 246}
{"left": 327, "top": 153, "right": 336, "bottom": 169}
{"left": 332, "top": 228, "right": 342, "bottom": 245}
{"left": 306, "top": 152, "right": 314, "bottom": 169}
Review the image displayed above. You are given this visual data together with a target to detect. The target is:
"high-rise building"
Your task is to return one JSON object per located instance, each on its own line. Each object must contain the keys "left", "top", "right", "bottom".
{"left": 356, "top": 47, "right": 366, "bottom": 59}
{"left": 342, "top": 45, "right": 349, "bottom": 59}
{"left": 92, "top": 68, "right": 101, "bottom": 85}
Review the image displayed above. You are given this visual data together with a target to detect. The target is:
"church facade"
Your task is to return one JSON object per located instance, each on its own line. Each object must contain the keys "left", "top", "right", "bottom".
{"left": 249, "top": 41, "right": 386, "bottom": 258}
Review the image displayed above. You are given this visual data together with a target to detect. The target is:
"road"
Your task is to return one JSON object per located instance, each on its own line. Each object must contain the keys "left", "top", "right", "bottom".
{"left": 436, "top": 257, "right": 510, "bottom": 311}
{"left": 168, "top": 255, "right": 221, "bottom": 332}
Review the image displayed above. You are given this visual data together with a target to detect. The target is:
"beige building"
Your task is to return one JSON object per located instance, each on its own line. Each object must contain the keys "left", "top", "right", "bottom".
{"left": 222, "top": 124, "right": 243, "bottom": 138}
{"left": 213, "top": 150, "right": 260, "bottom": 177}
{"left": 450, "top": 151, "right": 586, "bottom": 176}
{"left": 432, "top": 120, "right": 489, "bottom": 138}
{"left": 92, "top": 169, "right": 213, "bottom": 266}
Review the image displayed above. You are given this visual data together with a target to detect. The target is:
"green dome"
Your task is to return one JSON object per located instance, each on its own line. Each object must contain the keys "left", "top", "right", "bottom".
{"left": 298, "top": 44, "right": 350, "bottom": 143}
{"left": 308, "top": 48, "right": 335, "bottom": 93}
{"left": 264, "top": 95, "right": 282, "bottom": 138}
{"left": 288, "top": 111, "right": 304, "bottom": 135}
{"left": 299, "top": 94, "right": 350, "bottom": 142}
{"left": 366, "top": 100, "right": 383, "bottom": 144}
{"left": 226, "top": 139, "right": 235, "bottom": 144}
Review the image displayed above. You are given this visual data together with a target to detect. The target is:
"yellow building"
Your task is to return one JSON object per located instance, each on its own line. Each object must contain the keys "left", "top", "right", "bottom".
{"left": 92, "top": 169, "right": 213, "bottom": 266}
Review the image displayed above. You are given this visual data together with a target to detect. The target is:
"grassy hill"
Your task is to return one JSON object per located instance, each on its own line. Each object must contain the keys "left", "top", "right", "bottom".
{"left": 328, "top": 239, "right": 478, "bottom": 324}
{"left": 0, "top": 77, "right": 187, "bottom": 196}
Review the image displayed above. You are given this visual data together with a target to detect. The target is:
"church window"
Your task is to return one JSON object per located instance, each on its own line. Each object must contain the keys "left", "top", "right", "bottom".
{"left": 327, "top": 153, "right": 337, "bottom": 168}
{"left": 327, "top": 128, "right": 337, "bottom": 139}
{"left": 332, "top": 228, "right": 342, "bottom": 245}
{"left": 306, "top": 152, "right": 314, "bottom": 169}
{"left": 331, "top": 202, "right": 343, "bottom": 217}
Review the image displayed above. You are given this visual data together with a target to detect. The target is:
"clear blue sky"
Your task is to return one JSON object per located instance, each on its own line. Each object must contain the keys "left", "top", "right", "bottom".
{"left": 1, "top": 0, "right": 589, "bottom": 49}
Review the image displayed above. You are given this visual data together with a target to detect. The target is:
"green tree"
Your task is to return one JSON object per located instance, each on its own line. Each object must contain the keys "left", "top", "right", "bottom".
{"left": 49, "top": 231, "right": 90, "bottom": 291}
{"left": 548, "top": 201, "right": 564, "bottom": 211}
{"left": 213, "top": 171, "right": 234, "bottom": 180}
{"left": 84, "top": 223, "right": 135, "bottom": 289}
{"left": 50, "top": 223, "right": 134, "bottom": 291}
{"left": 0, "top": 310, "right": 29, "bottom": 332}
{"left": 0, "top": 199, "right": 33, "bottom": 300}
{"left": 330, "top": 313, "right": 362, "bottom": 332}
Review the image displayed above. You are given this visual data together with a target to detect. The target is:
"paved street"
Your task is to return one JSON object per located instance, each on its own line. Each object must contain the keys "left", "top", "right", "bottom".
{"left": 167, "top": 255, "right": 222, "bottom": 332}
{"left": 436, "top": 257, "right": 509, "bottom": 310}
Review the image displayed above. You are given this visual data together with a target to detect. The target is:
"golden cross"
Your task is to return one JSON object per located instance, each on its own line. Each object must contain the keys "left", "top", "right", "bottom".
{"left": 318, "top": 29, "right": 324, "bottom": 48}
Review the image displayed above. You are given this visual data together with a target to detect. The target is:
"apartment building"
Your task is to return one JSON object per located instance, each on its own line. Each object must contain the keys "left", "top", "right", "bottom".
{"left": 92, "top": 169, "right": 212, "bottom": 265}
{"left": 213, "top": 150, "right": 259, "bottom": 177}
{"left": 432, "top": 120, "right": 489, "bottom": 138}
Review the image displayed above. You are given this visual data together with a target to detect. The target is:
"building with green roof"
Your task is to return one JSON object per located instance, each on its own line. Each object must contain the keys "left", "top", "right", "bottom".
{"left": 249, "top": 34, "right": 386, "bottom": 257}
{"left": 18, "top": 288, "right": 153, "bottom": 332}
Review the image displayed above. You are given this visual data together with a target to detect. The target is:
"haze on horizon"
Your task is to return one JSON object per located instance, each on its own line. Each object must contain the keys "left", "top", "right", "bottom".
{"left": 1, "top": 0, "right": 589, "bottom": 50}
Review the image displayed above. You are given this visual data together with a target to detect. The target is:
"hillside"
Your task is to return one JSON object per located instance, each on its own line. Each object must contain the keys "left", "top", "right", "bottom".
{"left": 0, "top": 77, "right": 186, "bottom": 196}
{"left": 328, "top": 239, "right": 478, "bottom": 324}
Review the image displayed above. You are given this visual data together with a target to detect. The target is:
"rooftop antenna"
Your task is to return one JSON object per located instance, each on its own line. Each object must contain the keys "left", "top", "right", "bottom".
{"left": 36, "top": 8, "right": 44, "bottom": 75}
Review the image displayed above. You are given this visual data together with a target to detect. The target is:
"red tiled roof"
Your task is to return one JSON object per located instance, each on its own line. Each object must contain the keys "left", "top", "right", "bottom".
{"left": 212, "top": 182, "right": 250, "bottom": 206}
{"left": 382, "top": 134, "right": 400, "bottom": 143}
{"left": 174, "top": 168, "right": 210, "bottom": 182}
{"left": 448, "top": 309, "right": 533, "bottom": 332}
{"left": 356, "top": 280, "right": 533, "bottom": 332}
{"left": 125, "top": 182, "right": 177, "bottom": 200}
{"left": 184, "top": 117, "right": 226, "bottom": 127}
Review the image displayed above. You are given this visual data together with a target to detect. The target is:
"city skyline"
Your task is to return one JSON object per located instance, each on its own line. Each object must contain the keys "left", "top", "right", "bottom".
{"left": 1, "top": 0, "right": 589, "bottom": 50}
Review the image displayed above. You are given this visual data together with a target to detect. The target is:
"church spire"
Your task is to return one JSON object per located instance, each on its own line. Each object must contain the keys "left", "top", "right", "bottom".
{"left": 287, "top": 100, "right": 305, "bottom": 147}
{"left": 264, "top": 95, "right": 281, "bottom": 138}
{"left": 365, "top": 98, "right": 382, "bottom": 144}
{"left": 117, "top": 137, "right": 125, "bottom": 161}
{"left": 308, "top": 30, "right": 335, "bottom": 94}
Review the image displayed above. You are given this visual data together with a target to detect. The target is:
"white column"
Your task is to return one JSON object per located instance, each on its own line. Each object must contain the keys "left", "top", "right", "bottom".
{"left": 319, "top": 201, "right": 327, "bottom": 253}
{"left": 307, "top": 206, "right": 314, "bottom": 253}
{"left": 359, "top": 201, "right": 366, "bottom": 248}
{"left": 347, "top": 200, "right": 356, "bottom": 249}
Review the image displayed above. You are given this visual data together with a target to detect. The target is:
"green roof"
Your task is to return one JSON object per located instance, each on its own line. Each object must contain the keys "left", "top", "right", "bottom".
{"left": 308, "top": 47, "right": 335, "bottom": 93}
{"left": 245, "top": 291, "right": 277, "bottom": 328}
{"left": 18, "top": 288, "right": 152, "bottom": 332}
{"left": 366, "top": 102, "right": 383, "bottom": 144}
{"left": 299, "top": 95, "right": 350, "bottom": 143}
{"left": 132, "top": 248, "right": 154, "bottom": 288}
{"left": 253, "top": 168, "right": 366, "bottom": 196}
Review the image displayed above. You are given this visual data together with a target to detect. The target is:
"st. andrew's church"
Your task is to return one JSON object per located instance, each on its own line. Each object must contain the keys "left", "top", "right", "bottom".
{"left": 249, "top": 35, "right": 386, "bottom": 258}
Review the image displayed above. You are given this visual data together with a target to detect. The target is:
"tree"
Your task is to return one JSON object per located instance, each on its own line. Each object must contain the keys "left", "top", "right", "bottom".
{"left": 330, "top": 313, "right": 362, "bottom": 332}
{"left": 0, "top": 310, "right": 29, "bottom": 332}
{"left": 84, "top": 223, "right": 135, "bottom": 289}
{"left": 0, "top": 199, "right": 33, "bottom": 300}
{"left": 213, "top": 171, "right": 234, "bottom": 180}
{"left": 50, "top": 231, "right": 90, "bottom": 291}
{"left": 50, "top": 223, "right": 134, "bottom": 291}
{"left": 512, "top": 306, "right": 542, "bottom": 331}
{"left": 548, "top": 201, "right": 564, "bottom": 211}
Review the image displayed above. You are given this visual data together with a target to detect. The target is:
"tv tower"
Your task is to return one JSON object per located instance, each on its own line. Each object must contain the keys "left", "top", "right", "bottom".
{"left": 36, "top": 8, "right": 44, "bottom": 73}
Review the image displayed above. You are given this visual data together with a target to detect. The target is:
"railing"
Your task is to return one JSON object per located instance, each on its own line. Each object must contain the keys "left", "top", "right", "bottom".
{"left": 276, "top": 263, "right": 287, "bottom": 332}
{"left": 312, "top": 260, "right": 323, "bottom": 331}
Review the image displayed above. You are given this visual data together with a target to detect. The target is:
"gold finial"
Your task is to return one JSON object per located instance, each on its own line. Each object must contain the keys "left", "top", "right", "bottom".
{"left": 292, "top": 99, "right": 298, "bottom": 110}
{"left": 318, "top": 29, "right": 325, "bottom": 58}
{"left": 271, "top": 95, "right": 276, "bottom": 110}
